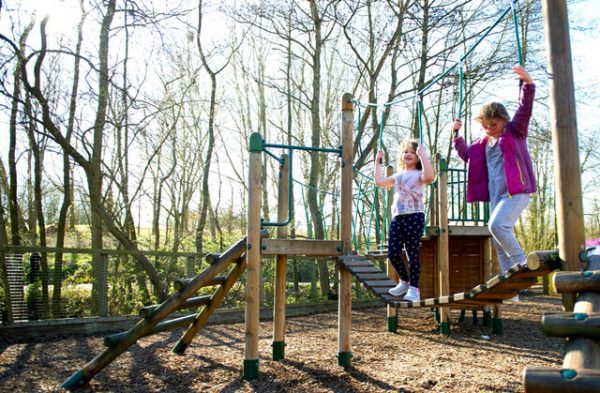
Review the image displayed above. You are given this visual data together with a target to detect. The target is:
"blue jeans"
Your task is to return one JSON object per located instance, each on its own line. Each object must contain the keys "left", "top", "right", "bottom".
{"left": 488, "top": 193, "right": 530, "bottom": 274}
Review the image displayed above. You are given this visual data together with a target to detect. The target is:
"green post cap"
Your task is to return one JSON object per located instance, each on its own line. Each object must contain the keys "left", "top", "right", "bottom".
{"left": 439, "top": 321, "right": 451, "bottom": 335}
{"left": 337, "top": 351, "right": 352, "bottom": 367}
{"left": 172, "top": 340, "right": 188, "bottom": 355}
{"left": 62, "top": 370, "right": 90, "bottom": 389}
{"left": 583, "top": 270, "right": 593, "bottom": 277}
{"left": 272, "top": 341, "right": 286, "bottom": 361}
{"left": 249, "top": 132, "right": 263, "bottom": 152}
{"left": 573, "top": 313, "right": 588, "bottom": 321}
{"left": 438, "top": 158, "right": 448, "bottom": 172}
{"left": 560, "top": 369, "right": 577, "bottom": 380}
{"left": 388, "top": 316, "right": 398, "bottom": 333}
{"left": 492, "top": 318, "right": 503, "bottom": 335}
{"left": 243, "top": 359, "right": 259, "bottom": 380}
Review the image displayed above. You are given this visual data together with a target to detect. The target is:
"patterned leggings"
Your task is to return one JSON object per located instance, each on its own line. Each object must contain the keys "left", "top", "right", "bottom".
{"left": 388, "top": 212, "right": 425, "bottom": 288}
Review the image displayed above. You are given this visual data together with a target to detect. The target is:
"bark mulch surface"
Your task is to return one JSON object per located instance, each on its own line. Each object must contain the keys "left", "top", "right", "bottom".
{"left": 0, "top": 289, "right": 563, "bottom": 392}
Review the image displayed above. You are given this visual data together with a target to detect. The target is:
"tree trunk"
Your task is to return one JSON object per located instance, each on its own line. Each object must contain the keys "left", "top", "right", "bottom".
{"left": 53, "top": 0, "right": 84, "bottom": 318}
{"left": 7, "top": 17, "right": 34, "bottom": 246}
{"left": 307, "top": 1, "right": 330, "bottom": 297}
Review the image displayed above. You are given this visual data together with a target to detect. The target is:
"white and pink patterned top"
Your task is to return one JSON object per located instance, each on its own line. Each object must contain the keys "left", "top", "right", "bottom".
{"left": 392, "top": 169, "right": 424, "bottom": 217}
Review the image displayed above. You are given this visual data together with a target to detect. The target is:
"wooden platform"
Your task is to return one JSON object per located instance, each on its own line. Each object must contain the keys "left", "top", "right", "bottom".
{"left": 337, "top": 255, "right": 556, "bottom": 309}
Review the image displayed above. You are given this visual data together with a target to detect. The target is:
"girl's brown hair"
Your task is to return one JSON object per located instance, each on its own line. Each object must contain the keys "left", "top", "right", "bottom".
{"left": 397, "top": 139, "right": 422, "bottom": 171}
{"left": 476, "top": 102, "right": 510, "bottom": 122}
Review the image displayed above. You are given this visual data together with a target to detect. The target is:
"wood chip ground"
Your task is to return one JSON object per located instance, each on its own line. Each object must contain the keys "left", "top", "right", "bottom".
{"left": 0, "top": 289, "right": 563, "bottom": 392}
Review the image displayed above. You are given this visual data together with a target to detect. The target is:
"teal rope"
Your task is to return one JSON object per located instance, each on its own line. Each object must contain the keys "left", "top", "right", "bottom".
{"left": 417, "top": 95, "right": 424, "bottom": 145}
{"left": 378, "top": 109, "right": 385, "bottom": 150}
{"left": 356, "top": 106, "right": 364, "bottom": 157}
{"left": 457, "top": 62, "right": 464, "bottom": 118}
{"left": 511, "top": 0, "right": 524, "bottom": 65}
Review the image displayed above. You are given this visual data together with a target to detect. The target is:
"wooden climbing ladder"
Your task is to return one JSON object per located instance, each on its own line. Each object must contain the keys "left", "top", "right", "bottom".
{"left": 62, "top": 237, "right": 250, "bottom": 389}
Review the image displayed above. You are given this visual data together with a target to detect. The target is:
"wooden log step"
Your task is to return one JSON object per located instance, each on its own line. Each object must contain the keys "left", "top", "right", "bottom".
{"left": 173, "top": 276, "right": 227, "bottom": 291}
{"left": 526, "top": 250, "right": 562, "bottom": 271}
{"left": 104, "top": 314, "right": 198, "bottom": 348}
{"left": 354, "top": 273, "right": 390, "bottom": 281}
{"left": 340, "top": 258, "right": 373, "bottom": 268}
{"left": 524, "top": 367, "right": 600, "bottom": 393}
{"left": 363, "top": 279, "right": 397, "bottom": 288}
{"left": 542, "top": 312, "right": 600, "bottom": 338}
{"left": 349, "top": 266, "right": 382, "bottom": 274}
{"left": 554, "top": 270, "right": 600, "bottom": 294}
{"left": 369, "top": 286, "right": 394, "bottom": 295}
{"left": 139, "top": 295, "right": 211, "bottom": 318}
{"left": 337, "top": 255, "right": 368, "bottom": 262}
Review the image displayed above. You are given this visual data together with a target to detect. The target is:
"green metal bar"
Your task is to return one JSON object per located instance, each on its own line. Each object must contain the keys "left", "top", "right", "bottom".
{"left": 264, "top": 142, "right": 341, "bottom": 155}
{"left": 262, "top": 150, "right": 294, "bottom": 227}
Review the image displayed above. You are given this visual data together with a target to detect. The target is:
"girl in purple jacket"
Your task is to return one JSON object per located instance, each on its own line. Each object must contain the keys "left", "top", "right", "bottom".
{"left": 452, "top": 65, "right": 535, "bottom": 280}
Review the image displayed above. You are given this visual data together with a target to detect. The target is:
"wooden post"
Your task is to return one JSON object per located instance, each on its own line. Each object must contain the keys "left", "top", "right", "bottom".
{"left": 273, "top": 154, "right": 289, "bottom": 361}
{"left": 338, "top": 93, "right": 354, "bottom": 366}
{"left": 436, "top": 158, "right": 450, "bottom": 334}
{"left": 243, "top": 132, "right": 263, "bottom": 380}
{"left": 386, "top": 165, "right": 399, "bottom": 333}
{"left": 542, "top": 0, "right": 585, "bottom": 309}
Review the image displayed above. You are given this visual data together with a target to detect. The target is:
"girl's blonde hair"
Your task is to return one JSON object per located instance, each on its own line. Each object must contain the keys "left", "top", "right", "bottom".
{"left": 397, "top": 139, "right": 422, "bottom": 171}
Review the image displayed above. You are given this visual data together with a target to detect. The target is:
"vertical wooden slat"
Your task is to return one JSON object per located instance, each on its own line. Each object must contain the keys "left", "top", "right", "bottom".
{"left": 437, "top": 159, "right": 450, "bottom": 334}
{"left": 386, "top": 165, "right": 399, "bottom": 332}
{"left": 273, "top": 154, "right": 289, "bottom": 360}
{"left": 338, "top": 93, "right": 354, "bottom": 366}
{"left": 243, "top": 133, "right": 263, "bottom": 380}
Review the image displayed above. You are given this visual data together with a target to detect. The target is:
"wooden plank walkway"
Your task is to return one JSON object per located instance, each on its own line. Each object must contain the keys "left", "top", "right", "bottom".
{"left": 337, "top": 255, "right": 557, "bottom": 309}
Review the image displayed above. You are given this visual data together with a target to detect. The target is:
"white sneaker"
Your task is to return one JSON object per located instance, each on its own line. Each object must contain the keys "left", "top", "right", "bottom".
{"left": 509, "top": 294, "right": 520, "bottom": 302}
{"left": 404, "top": 286, "right": 420, "bottom": 302}
{"left": 388, "top": 280, "right": 409, "bottom": 296}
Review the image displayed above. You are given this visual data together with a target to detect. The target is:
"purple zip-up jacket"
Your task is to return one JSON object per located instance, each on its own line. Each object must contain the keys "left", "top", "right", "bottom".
{"left": 453, "top": 83, "right": 536, "bottom": 202}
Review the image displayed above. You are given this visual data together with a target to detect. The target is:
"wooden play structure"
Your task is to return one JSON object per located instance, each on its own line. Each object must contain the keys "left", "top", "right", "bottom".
{"left": 62, "top": 92, "right": 550, "bottom": 389}
{"left": 59, "top": 2, "right": 600, "bottom": 390}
